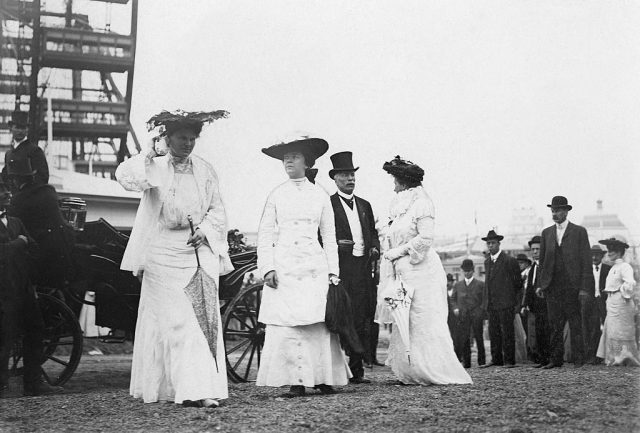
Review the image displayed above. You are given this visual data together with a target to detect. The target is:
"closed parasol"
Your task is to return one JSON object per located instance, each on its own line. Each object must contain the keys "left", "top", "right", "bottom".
{"left": 184, "top": 216, "right": 219, "bottom": 372}
{"left": 381, "top": 274, "right": 414, "bottom": 364}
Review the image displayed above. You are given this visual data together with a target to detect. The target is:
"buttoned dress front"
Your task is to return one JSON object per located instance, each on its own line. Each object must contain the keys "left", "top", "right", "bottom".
{"left": 256, "top": 178, "right": 351, "bottom": 387}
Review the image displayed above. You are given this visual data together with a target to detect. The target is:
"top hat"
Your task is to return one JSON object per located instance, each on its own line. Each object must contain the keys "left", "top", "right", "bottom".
{"left": 382, "top": 155, "right": 424, "bottom": 183}
{"left": 599, "top": 235, "right": 629, "bottom": 250}
{"left": 590, "top": 244, "right": 606, "bottom": 255}
{"left": 481, "top": 230, "right": 504, "bottom": 242}
{"left": 528, "top": 235, "right": 541, "bottom": 247}
{"left": 7, "top": 157, "right": 36, "bottom": 176}
{"left": 262, "top": 134, "right": 328, "bottom": 167}
{"left": 328, "top": 151, "right": 359, "bottom": 179}
{"left": 547, "top": 196, "right": 573, "bottom": 210}
{"left": 516, "top": 253, "right": 532, "bottom": 264}
{"left": 446, "top": 273, "right": 454, "bottom": 282}
{"left": 461, "top": 259, "right": 475, "bottom": 271}
{"left": 9, "top": 110, "right": 28, "bottom": 127}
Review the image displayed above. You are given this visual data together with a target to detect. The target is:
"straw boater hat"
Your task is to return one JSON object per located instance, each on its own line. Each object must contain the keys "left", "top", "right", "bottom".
{"left": 599, "top": 235, "right": 629, "bottom": 249}
{"left": 382, "top": 155, "right": 424, "bottom": 183}
{"left": 328, "top": 151, "right": 359, "bottom": 179}
{"left": 146, "top": 109, "right": 228, "bottom": 135}
{"left": 481, "top": 230, "right": 504, "bottom": 242}
{"left": 261, "top": 134, "right": 329, "bottom": 167}
{"left": 547, "top": 196, "right": 573, "bottom": 210}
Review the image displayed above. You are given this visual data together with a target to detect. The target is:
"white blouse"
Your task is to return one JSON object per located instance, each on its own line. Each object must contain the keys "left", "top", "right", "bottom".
{"left": 604, "top": 259, "right": 636, "bottom": 299}
{"left": 387, "top": 186, "right": 435, "bottom": 264}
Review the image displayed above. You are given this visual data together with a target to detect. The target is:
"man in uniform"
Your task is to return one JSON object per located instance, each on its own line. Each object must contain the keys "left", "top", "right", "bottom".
{"left": 0, "top": 179, "right": 62, "bottom": 396}
{"left": 1, "top": 111, "right": 49, "bottom": 187}
{"left": 538, "top": 196, "right": 593, "bottom": 369}
{"left": 329, "top": 151, "right": 379, "bottom": 384}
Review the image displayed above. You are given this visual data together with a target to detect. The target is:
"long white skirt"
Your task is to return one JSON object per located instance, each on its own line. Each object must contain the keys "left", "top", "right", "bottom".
{"left": 256, "top": 323, "right": 351, "bottom": 387}
{"left": 130, "top": 228, "right": 228, "bottom": 403}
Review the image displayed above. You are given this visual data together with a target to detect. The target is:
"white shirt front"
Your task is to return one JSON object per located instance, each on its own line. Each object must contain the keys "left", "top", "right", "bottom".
{"left": 593, "top": 264, "right": 601, "bottom": 297}
{"left": 556, "top": 220, "right": 568, "bottom": 246}
{"left": 464, "top": 276, "right": 474, "bottom": 285}
{"left": 490, "top": 250, "right": 502, "bottom": 263}
{"left": 11, "top": 137, "right": 27, "bottom": 149}
{"left": 337, "top": 190, "right": 365, "bottom": 257}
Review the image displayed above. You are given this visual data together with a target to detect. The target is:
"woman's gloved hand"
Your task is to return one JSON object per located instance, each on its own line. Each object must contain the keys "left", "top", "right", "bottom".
{"left": 383, "top": 246, "right": 406, "bottom": 261}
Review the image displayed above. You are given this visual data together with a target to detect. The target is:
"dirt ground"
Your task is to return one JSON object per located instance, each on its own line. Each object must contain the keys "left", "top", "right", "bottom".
{"left": 1, "top": 342, "right": 638, "bottom": 433}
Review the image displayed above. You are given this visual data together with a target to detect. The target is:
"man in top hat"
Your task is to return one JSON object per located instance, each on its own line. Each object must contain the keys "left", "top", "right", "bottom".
{"left": 452, "top": 259, "right": 486, "bottom": 368}
{"left": 1, "top": 111, "right": 49, "bottom": 188}
{"left": 0, "top": 179, "right": 62, "bottom": 396}
{"left": 6, "top": 157, "right": 75, "bottom": 291}
{"left": 329, "top": 151, "right": 380, "bottom": 383}
{"left": 522, "top": 235, "right": 551, "bottom": 367}
{"left": 537, "top": 196, "right": 593, "bottom": 368}
{"left": 586, "top": 244, "right": 611, "bottom": 364}
{"left": 481, "top": 230, "right": 523, "bottom": 368}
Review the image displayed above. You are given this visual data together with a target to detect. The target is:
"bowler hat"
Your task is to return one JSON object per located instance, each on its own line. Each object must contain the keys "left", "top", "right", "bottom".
{"left": 446, "top": 273, "right": 454, "bottom": 282}
{"left": 481, "top": 230, "right": 504, "bottom": 242}
{"left": 590, "top": 244, "right": 606, "bottom": 255}
{"left": 9, "top": 110, "right": 28, "bottom": 127}
{"left": 599, "top": 235, "right": 629, "bottom": 250}
{"left": 516, "top": 253, "right": 532, "bottom": 264}
{"left": 328, "top": 151, "right": 359, "bottom": 179}
{"left": 7, "top": 157, "right": 36, "bottom": 176}
{"left": 262, "top": 134, "right": 328, "bottom": 168}
{"left": 461, "top": 259, "right": 474, "bottom": 271}
{"left": 547, "top": 196, "right": 573, "bottom": 210}
{"left": 528, "top": 235, "right": 541, "bottom": 247}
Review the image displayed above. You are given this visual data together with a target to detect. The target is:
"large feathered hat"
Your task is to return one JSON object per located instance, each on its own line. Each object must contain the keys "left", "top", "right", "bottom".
{"left": 146, "top": 109, "right": 228, "bottom": 135}
{"left": 382, "top": 155, "right": 424, "bottom": 183}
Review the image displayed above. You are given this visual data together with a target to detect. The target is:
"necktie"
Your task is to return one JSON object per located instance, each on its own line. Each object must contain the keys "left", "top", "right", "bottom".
{"left": 595, "top": 265, "right": 599, "bottom": 271}
{"left": 340, "top": 196, "right": 354, "bottom": 209}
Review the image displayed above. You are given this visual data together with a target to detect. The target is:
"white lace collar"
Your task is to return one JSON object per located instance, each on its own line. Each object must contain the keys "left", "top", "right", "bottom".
{"left": 389, "top": 186, "right": 421, "bottom": 220}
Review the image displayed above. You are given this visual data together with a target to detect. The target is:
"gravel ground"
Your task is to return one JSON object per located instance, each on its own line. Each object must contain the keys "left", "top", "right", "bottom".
{"left": 1, "top": 347, "right": 638, "bottom": 433}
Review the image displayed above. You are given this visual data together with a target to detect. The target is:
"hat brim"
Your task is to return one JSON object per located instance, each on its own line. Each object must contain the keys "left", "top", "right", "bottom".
{"left": 599, "top": 239, "right": 629, "bottom": 249}
{"left": 481, "top": 236, "right": 504, "bottom": 242}
{"left": 547, "top": 204, "right": 573, "bottom": 210}
{"left": 517, "top": 258, "right": 532, "bottom": 263}
{"left": 590, "top": 248, "right": 605, "bottom": 254}
{"left": 262, "top": 138, "right": 328, "bottom": 162}
{"left": 329, "top": 167, "right": 359, "bottom": 179}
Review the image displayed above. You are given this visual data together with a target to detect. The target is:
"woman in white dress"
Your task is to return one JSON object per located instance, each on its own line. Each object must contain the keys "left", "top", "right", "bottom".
{"left": 596, "top": 235, "right": 639, "bottom": 366}
{"left": 256, "top": 135, "right": 351, "bottom": 397}
{"left": 380, "top": 156, "right": 472, "bottom": 385}
{"left": 116, "top": 110, "right": 233, "bottom": 407}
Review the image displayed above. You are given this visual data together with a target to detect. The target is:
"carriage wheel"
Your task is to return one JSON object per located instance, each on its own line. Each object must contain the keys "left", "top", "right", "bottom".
{"left": 222, "top": 283, "right": 264, "bottom": 383}
{"left": 38, "top": 293, "right": 83, "bottom": 386}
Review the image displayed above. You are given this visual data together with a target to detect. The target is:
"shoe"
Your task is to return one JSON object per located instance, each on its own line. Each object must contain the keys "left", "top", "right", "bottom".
{"left": 573, "top": 361, "right": 584, "bottom": 368}
{"left": 23, "top": 380, "right": 63, "bottom": 397}
{"left": 372, "top": 360, "right": 385, "bottom": 367}
{"left": 202, "top": 398, "right": 220, "bottom": 408}
{"left": 314, "top": 384, "right": 336, "bottom": 395}
{"left": 542, "top": 363, "right": 561, "bottom": 370}
{"left": 533, "top": 363, "right": 546, "bottom": 368}
{"left": 463, "top": 364, "right": 471, "bottom": 369}
{"left": 479, "top": 363, "right": 503, "bottom": 368}
{"left": 364, "top": 362, "right": 373, "bottom": 369}
{"left": 349, "top": 377, "right": 371, "bottom": 384}
{"left": 0, "top": 384, "right": 7, "bottom": 398}
{"left": 182, "top": 400, "right": 202, "bottom": 408}
{"left": 281, "top": 385, "right": 306, "bottom": 398}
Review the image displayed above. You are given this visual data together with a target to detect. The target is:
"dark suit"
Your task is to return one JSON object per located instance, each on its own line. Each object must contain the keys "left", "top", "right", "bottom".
{"left": 539, "top": 222, "right": 593, "bottom": 365}
{"left": 582, "top": 263, "right": 611, "bottom": 361}
{"left": 8, "top": 183, "right": 75, "bottom": 288}
{"left": 594, "top": 263, "right": 611, "bottom": 325}
{"left": 483, "top": 252, "right": 523, "bottom": 365}
{"left": 452, "top": 278, "right": 486, "bottom": 367}
{"left": 523, "top": 261, "right": 550, "bottom": 364}
{"left": 330, "top": 193, "right": 379, "bottom": 378}
{"left": 0, "top": 215, "right": 45, "bottom": 388}
{"left": 1, "top": 139, "right": 49, "bottom": 187}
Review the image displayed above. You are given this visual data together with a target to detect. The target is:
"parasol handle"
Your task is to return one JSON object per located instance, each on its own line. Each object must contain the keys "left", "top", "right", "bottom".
{"left": 187, "top": 215, "right": 201, "bottom": 267}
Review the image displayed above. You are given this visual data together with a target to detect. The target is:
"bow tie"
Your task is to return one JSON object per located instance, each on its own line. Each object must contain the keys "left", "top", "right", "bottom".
{"left": 340, "top": 196, "right": 354, "bottom": 209}
{"left": 595, "top": 265, "right": 599, "bottom": 271}
{"left": 0, "top": 211, "right": 6, "bottom": 218}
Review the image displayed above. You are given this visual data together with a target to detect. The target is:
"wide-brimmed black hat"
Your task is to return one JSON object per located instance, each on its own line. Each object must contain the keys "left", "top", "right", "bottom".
{"left": 262, "top": 135, "right": 329, "bottom": 167}
{"left": 446, "top": 273, "right": 454, "bottom": 282}
{"left": 516, "top": 253, "right": 532, "bottom": 264}
{"left": 481, "top": 230, "right": 504, "bottom": 242}
{"left": 382, "top": 155, "right": 424, "bottom": 183}
{"left": 528, "top": 235, "right": 541, "bottom": 247}
{"left": 547, "top": 196, "right": 573, "bottom": 210}
{"left": 590, "top": 244, "right": 606, "bottom": 255}
{"left": 599, "top": 235, "right": 629, "bottom": 249}
{"left": 9, "top": 110, "right": 28, "bottom": 127}
{"left": 7, "top": 157, "right": 36, "bottom": 176}
{"left": 329, "top": 151, "right": 359, "bottom": 179}
{"left": 461, "top": 259, "right": 475, "bottom": 271}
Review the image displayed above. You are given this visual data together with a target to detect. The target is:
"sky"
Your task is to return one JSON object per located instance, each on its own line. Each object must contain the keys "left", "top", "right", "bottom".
{"left": 107, "top": 0, "right": 640, "bottom": 241}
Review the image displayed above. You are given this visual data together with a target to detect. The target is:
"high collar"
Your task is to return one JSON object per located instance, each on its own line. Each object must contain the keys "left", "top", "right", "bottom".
{"left": 556, "top": 219, "right": 569, "bottom": 230}
{"left": 465, "top": 276, "right": 474, "bottom": 285}
{"left": 337, "top": 190, "right": 354, "bottom": 200}
{"left": 490, "top": 250, "right": 502, "bottom": 262}
{"left": 12, "top": 137, "right": 27, "bottom": 148}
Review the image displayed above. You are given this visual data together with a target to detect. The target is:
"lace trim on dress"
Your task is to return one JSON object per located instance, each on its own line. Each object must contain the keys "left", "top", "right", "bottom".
{"left": 389, "top": 188, "right": 419, "bottom": 222}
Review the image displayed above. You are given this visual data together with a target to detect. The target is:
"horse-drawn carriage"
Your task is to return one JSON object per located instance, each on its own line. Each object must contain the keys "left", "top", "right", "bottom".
{"left": 9, "top": 205, "right": 265, "bottom": 387}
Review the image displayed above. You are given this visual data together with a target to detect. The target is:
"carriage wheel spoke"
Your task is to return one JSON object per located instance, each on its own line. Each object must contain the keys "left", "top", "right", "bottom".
{"left": 232, "top": 342, "right": 253, "bottom": 371}
{"left": 224, "top": 330, "right": 252, "bottom": 338}
{"left": 244, "top": 344, "right": 257, "bottom": 380}
{"left": 230, "top": 312, "right": 254, "bottom": 330}
{"left": 41, "top": 369, "right": 52, "bottom": 385}
{"left": 46, "top": 355, "right": 69, "bottom": 367}
{"left": 225, "top": 338, "right": 251, "bottom": 355}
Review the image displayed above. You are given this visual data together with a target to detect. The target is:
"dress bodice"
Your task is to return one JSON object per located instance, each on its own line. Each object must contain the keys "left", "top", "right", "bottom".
{"left": 159, "top": 173, "right": 203, "bottom": 230}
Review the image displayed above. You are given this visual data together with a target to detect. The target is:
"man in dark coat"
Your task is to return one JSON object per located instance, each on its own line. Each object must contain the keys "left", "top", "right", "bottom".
{"left": 0, "top": 180, "right": 62, "bottom": 396}
{"left": 1, "top": 111, "right": 49, "bottom": 188}
{"left": 538, "top": 196, "right": 594, "bottom": 368}
{"left": 329, "top": 151, "right": 379, "bottom": 384}
{"left": 452, "top": 259, "right": 486, "bottom": 368}
{"left": 481, "top": 230, "right": 523, "bottom": 368}
{"left": 446, "top": 273, "right": 461, "bottom": 360}
{"left": 587, "top": 244, "right": 611, "bottom": 364}
{"left": 6, "top": 158, "right": 75, "bottom": 290}
{"left": 522, "top": 235, "right": 551, "bottom": 367}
